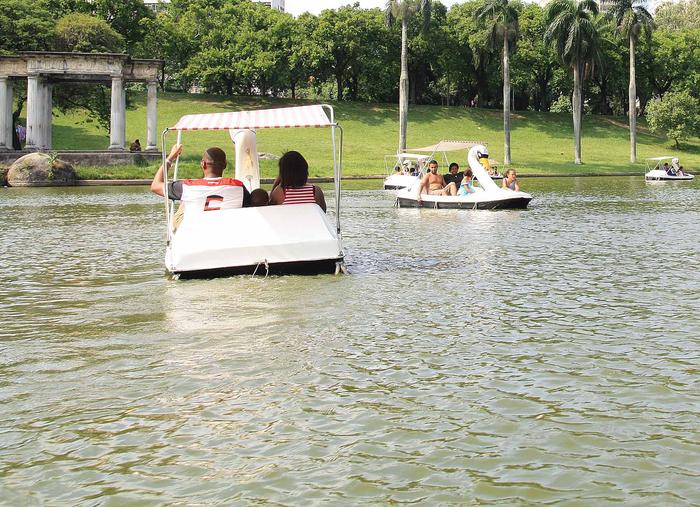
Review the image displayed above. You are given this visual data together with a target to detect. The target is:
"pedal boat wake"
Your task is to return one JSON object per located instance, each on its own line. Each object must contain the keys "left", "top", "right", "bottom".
{"left": 160, "top": 105, "right": 346, "bottom": 278}
{"left": 396, "top": 144, "right": 532, "bottom": 210}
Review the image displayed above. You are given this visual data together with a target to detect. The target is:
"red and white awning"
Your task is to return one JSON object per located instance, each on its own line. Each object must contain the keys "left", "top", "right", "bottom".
{"left": 171, "top": 105, "right": 334, "bottom": 131}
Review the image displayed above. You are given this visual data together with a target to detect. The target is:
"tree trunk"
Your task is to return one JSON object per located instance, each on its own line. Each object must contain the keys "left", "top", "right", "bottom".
{"left": 399, "top": 19, "right": 409, "bottom": 152}
{"left": 572, "top": 63, "right": 582, "bottom": 164}
{"left": 336, "top": 73, "right": 343, "bottom": 101}
{"left": 446, "top": 76, "right": 450, "bottom": 107}
{"left": 629, "top": 35, "right": 637, "bottom": 163}
{"left": 291, "top": 80, "right": 296, "bottom": 100}
{"left": 503, "top": 33, "right": 511, "bottom": 166}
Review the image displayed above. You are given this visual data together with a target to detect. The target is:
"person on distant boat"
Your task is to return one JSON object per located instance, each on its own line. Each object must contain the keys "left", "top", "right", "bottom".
{"left": 502, "top": 169, "right": 520, "bottom": 191}
{"left": 670, "top": 158, "right": 681, "bottom": 175}
{"left": 457, "top": 169, "right": 476, "bottom": 196}
{"left": 443, "top": 162, "right": 464, "bottom": 187}
{"left": 150, "top": 144, "right": 251, "bottom": 213}
{"left": 663, "top": 162, "right": 673, "bottom": 175}
{"left": 269, "top": 150, "right": 327, "bottom": 212}
{"left": 416, "top": 160, "right": 457, "bottom": 202}
{"left": 130, "top": 139, "right": 142, "bottom": 152}
{"left": 678, "top": 165, "right": 686, "bottom": 176}
{"left": 250, "top": 188, "right": 270, "bottom": 206}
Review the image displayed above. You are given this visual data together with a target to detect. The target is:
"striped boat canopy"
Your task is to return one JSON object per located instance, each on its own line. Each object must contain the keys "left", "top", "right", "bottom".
{"left": 171, "top": 105, "right": 334, "bottom": 131}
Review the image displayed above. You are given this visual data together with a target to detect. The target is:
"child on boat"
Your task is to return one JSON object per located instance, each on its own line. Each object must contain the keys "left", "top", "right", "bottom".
{"left": 502, "top": 169, "right": 520, "bottom": 191}
{"left": 457, "top": 169, "right": 475, "bottom": 196}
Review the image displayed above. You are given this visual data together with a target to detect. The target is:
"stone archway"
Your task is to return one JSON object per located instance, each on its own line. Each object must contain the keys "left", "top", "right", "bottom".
{"left": 0, "top": 52, "right": 163, "bottom": 155}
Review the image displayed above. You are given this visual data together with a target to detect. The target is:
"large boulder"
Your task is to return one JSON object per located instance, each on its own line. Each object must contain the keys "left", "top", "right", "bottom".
{"left": 7, "top": 153, "right": 77, "bottom": 187}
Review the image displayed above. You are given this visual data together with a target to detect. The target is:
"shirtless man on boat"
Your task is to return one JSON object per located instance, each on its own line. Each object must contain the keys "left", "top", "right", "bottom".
{"left": 416, "top": 160, "right": 457, "bottom": 202}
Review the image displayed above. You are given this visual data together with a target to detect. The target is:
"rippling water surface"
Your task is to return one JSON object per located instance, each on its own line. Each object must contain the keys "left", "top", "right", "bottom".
{"left": 1, "top": 177, "right": 699, "bottom": 505}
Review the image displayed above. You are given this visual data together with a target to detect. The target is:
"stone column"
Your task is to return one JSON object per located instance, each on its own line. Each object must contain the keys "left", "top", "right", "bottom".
{"left": 109, "top": 75, "right": 126, "bottom": 150}
{"left": 0, "top": 76, "right": 12, "bottom": 150}
{"left": 146, "top": 80, "right": 158, "bottom": 151}
{"left": 25, "top": 74, "right": 40, "bottom": 149}
{"left": 36, "top": 79, "right": 47, "bottom": 149}
{"left": 44, "top": 82, "right": 53, "bottom": 150}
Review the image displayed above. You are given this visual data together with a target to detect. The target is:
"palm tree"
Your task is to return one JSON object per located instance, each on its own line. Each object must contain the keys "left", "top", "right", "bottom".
{"left": 475, "top": 0, "right": 520, "bottom": 166}
{"left": 385, "top": 0, "right": 431, "bottom": 152}
{"left": 544, "top": 0, "right": 601, "bottom": 164}
{"left": 603, "top": 0, "right": 653, "bottom": 163}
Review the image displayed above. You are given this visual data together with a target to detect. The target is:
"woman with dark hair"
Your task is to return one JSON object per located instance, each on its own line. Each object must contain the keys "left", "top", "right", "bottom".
{"left": 270, "top": 151, "right": 327, "bottom": 212}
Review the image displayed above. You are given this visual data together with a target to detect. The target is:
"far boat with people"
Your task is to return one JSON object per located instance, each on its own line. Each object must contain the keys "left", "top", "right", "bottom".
{"left": 383, "top": 140, "right": 502, "bottom": 190}
{"left": 644, "top": 156, "right": 694, "bottom": 181}
{"left": 154, "top": 104, "right": 346, "bottom": 278}
{"left": 395, "top": 144, "right": 532, "bottom": 209}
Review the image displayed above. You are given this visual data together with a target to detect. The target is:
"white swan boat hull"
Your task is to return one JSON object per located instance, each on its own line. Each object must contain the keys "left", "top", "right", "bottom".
{"left": 644, "top": 169, "right": 694, "bottom": 181}
{"left": 166, "top": 204, "right": 343, "bottom": 278}
{"left": 396, "top": 188, "right": 532, "bottom": 210}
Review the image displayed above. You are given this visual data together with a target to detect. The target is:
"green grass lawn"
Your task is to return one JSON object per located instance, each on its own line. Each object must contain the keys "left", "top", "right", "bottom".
{"left": 36, "top": 91, "right": 700, "bottom": 179}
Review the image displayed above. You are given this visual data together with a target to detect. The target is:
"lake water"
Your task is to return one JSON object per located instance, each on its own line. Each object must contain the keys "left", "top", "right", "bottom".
{"left": 1, "top": 177, "right": 699, "bottom": 505}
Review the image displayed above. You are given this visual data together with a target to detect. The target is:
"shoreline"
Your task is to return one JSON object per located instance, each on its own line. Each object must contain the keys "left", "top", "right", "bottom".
{"left": 71, "top": 173, "right": 641, "bottom": 187}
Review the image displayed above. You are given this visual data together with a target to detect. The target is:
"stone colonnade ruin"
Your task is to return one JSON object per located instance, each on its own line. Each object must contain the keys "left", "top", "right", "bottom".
{"left": 0, "top": 52, "right": 164, "bottom": 153}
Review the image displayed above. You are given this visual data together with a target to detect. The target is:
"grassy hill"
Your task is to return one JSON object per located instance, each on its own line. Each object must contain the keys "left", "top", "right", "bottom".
{"left": 44, "top": 91, "right": 700, "bottom": 179}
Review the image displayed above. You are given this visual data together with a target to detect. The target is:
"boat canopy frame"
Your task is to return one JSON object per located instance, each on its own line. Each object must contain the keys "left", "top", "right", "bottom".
{"left": 160, "top": 104, "right": 343, "bottom": 247}
{"left": 398, "top": 140, "right": 489, "bottom": 173}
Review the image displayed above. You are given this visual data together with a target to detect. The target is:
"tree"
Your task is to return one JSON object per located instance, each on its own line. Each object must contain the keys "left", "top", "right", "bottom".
{"left": 446, "top": 2, "right": 498, "bottom": 108}
{"left": 0, "top": 0, "right": 55, "bottom": 147}
{"left": 475, "top": 0, "right": 519, "bottom": 165}
{"left": 82, "top": 0, "right": 154, "bottom": 53}
{"left": 385, "top": 0, "right": 431, "bottom": 152}
{"left": 654, "top": 0, "right": 700, "bottom": 32}
{"left": 544, "top": 0, "right": 601, "bottom": 164}
{"left": 646, "top": 92, "right": 700, "bottom": 149}
{"left": 0, "top": 0, "right": 54, "bottom": 54}
{"left": 603, "top": 0, "right": 653, "bottom": 163}
{"left": 315, "top": 5, "right": 374, "bottom": 101}
{"left": 54, "top": 13, "right": 125, "bottom": 52}
{"left": 512, "top": 4, "right": 557, "bottom": 111}
{"left": 53, "top": 13, "right": 125, "bottom": 131}
{"left": 644, "top": 29, "right": 700, "bottom": 101}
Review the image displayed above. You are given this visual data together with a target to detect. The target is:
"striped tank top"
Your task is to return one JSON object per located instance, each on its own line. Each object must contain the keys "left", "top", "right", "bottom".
{"left": 283, "top": 184, "right": 316, "bottom": 205}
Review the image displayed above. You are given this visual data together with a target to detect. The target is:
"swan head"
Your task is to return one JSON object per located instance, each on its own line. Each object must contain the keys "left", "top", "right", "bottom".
{"left": 470, "top": 144, "right": 491, "bottom": 172}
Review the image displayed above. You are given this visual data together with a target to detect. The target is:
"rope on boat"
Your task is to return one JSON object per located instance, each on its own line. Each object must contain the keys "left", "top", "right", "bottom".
{"left": 251, "top": 259, "right": 269, "bottom": 278}
{"left": 335, "top": 260, "right": 348, "bottom": 275}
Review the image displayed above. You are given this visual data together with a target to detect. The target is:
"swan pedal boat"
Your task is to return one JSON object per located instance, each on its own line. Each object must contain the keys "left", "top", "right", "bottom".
{"left": 396, "top": 144, "right": 532, "bottom": 210}
{"left": 161, "top": 105, "right": 346, "bottom": 278}
{"left": 383, "top": 140, "right": 503, "bottom": 190}
{"left": 644, "top": 156, "right": 694, "bottom": 181}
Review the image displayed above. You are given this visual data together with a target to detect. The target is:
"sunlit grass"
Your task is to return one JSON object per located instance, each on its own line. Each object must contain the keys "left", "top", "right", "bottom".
{"left": 39, "top": 91, "right": 700, "bottom": 179}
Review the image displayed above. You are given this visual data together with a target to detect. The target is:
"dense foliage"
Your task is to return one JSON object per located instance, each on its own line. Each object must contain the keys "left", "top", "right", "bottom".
{"left": 646, "top": 91, "right": 700, "bottom": 148}
{"left": 2, "top": 0, "right": 699, "bottom": 145}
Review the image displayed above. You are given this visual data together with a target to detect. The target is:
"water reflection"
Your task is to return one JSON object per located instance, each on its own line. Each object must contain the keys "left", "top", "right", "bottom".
{"left": 1, "top": 178, "right": 699, "bottom": 504}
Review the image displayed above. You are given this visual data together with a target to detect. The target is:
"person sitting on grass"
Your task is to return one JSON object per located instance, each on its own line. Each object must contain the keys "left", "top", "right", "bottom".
{"left": 457, "top": 169, "right": 476, "bottom": 196}
{"left": 269, "top": 151, "right": 327, "bottom": 212}
{"left": 250, "top": 188, "right": 270, "bottom": 207}
{"left": 502, "top": 169, "right": 520, "bottom": 192}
